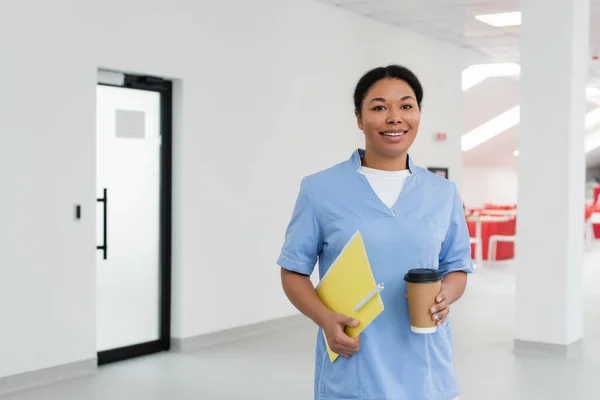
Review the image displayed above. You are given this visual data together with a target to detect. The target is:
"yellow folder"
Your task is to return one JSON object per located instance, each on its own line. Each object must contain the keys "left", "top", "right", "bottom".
{"left": 315, "top": 231, "right": 385, "bottom": 362}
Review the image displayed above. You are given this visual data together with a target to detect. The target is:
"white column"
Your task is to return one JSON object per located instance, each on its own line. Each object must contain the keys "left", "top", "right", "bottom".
{"left": 515, "top": 0, "right": 589, "bottom": 351}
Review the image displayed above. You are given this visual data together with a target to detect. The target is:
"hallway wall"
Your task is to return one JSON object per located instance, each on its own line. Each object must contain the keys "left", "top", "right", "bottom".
{"left": 0, "top": 0, "right": 467, "bottom": 379}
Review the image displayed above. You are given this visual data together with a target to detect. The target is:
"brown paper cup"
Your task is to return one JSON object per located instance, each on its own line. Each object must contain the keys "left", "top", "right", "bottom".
{"left": 404, "top": 269, "right": 442, "bottom": 334}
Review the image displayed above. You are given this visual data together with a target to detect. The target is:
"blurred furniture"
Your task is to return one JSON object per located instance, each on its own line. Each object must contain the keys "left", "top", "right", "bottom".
{"left": 585, "top": 217, "right": 595, "bottom": 248}
{"left": 483, "top": 204, "right": 517, "bottom": 211}
{"left": 586, "top": 196, "right": 600, "bottom": 239}
{"left": 591, "top": 210, "right": 600, "bottom": 239}
{"left": 479, "top": 209, "right": 518, "bottom": 217}
{"left": 469, "top": 237, "right": 482, "bottom": 267}
{"left": 489, "top": 235, "right": 516, "bottom": 262}
{"left": 586, "top": 203, "right": 594, "bottom": 221}
{"left": 467, "top": 215, "right": 516, "bottom": 261}
{"left": 465, "top": 204, "right": 517, "bottom": 217}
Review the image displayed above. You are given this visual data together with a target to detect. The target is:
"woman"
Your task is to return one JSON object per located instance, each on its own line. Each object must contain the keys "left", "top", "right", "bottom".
{"left": 278, "top": 65, "right": 473, "bottom": 400}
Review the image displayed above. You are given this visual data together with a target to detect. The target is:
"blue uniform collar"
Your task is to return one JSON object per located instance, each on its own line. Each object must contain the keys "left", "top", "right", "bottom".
{"left": 349, "top": 148, "right": 418, "bottom": 174}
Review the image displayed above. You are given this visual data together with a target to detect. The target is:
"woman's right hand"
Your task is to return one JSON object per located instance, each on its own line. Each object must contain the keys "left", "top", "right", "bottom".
{"left": 321, "top": 312, "right": 361, "bottom": 358}
{"left": 279, "top": 269, "right": 360, "bottom": 358}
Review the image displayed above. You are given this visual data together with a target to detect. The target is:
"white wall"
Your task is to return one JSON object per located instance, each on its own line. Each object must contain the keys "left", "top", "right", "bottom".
{"left": 461, "top": 166, "right": 518, "bottom": 208}
{"left": 0, "top": 0, "right": 465, "bottom": 379}
{"left": 462, "top": 164, "right": 600, "bottom": 208}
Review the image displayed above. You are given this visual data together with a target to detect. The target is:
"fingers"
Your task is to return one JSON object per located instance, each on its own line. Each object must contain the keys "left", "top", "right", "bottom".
{"left": 333, "top": 335, "right": 360, "bottom": 358}
{"left": 436, "top": 292, "right": 445, "bottom": 304}
{"left": 336, "top": 330, "right": 359, "bottom": 348}
{"left": 433, "top": 305, "right": 449, "bottom": 326}
{"left": 430, "top": 297, "right": 449, "bottom": 326}
{"left": 328, "top": 315, "right": 360, "bottom": 357}
{"left": 333, "top": 335, "right": 360, "bottom": 357}
{"left": 338, "top": 315, "right": 360, "bottom": 328}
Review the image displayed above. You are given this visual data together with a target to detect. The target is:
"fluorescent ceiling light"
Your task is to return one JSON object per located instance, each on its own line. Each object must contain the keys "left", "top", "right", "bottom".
{"left": 585, "top": 107, "right": 600, "bottom": 129}
{"left": 462, "top": 64, "right": 600, "bottom": 95}
{"left": 475, "top": 11, "right": 521, "bottom": 27}
{"left": 461, "top": 106, "right": 520, "bottom": 151}
{"left": 462, "top": 63, "right": 520, "bottom": 91}
{"left": 462, "top": 107, "right": 600, "bottom": 153}
{"left": 586, "top": 130, "right": 600, "bottom": 153}
{"left": 586, "top": 87, "right": 600, "bottom": 97}
{"left": 461, "top": 66, "right": 600, "bottom": 150}
{"left": 586, "top": 87, "right": 600, "bottom": 106}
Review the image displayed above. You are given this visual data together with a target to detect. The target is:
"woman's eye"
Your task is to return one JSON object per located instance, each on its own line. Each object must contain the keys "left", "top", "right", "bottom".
{"left": 373, "top": 106, "right": 386, "bottom": 111}
{"left": 401, "top": 104, "right": 412, "bottom": 110}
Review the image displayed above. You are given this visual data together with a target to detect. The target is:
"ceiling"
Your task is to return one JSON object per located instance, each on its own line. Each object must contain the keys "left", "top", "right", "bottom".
{"left": 461, "top": 75, "right": 600, "bottom": 167}
{"left": 315, "top": 0, "right": 600, "bottom": 76}
{"left": 315, "top": 0, "right": 600, "bottom": 168}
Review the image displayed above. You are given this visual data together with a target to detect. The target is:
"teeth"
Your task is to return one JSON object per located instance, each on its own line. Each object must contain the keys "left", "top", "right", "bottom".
{"left": 382, "top": 132, "right": 406, "bottom": 136}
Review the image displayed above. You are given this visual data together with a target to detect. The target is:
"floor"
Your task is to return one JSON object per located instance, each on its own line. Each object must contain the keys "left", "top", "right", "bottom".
{"left": 2, "top": 243, "right": 600, "bottom": 400}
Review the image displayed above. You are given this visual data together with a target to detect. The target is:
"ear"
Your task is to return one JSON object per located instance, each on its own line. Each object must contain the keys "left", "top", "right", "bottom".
{"left": 355, "top": 109, "right": 364, "bottom": 131}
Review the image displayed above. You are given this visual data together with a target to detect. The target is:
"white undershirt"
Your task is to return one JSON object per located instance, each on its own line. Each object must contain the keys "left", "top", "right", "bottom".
{"left": 358, "top": 166, "right": 412, "bottom": 208}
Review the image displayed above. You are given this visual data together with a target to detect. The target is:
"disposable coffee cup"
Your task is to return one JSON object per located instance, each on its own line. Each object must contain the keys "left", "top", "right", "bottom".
{"left": 404, "top": 268, "right": 442, "bottom": 334}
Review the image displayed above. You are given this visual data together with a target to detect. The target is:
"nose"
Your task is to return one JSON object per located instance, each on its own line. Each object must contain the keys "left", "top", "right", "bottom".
{"left": 387, "top": 111, "right": 403, "bottom": 124}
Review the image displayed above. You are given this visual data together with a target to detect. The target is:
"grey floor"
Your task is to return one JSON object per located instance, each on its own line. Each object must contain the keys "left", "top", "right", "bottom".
{"left": 3, "top": 242, "right": 600, "bottom": 400}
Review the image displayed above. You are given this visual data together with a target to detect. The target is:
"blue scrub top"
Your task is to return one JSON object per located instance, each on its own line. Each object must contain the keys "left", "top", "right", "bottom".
{"left": 277, "top": 149, "right": 473, "bottom": 400}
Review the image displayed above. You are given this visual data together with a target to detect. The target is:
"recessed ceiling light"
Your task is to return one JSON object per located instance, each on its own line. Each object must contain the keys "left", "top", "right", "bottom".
{"left": 586, "top": 130, "right": 600, "bottom": 153}
{"left": 462, "top": 107, "right": 600, "bottom": 152}
{"left": 475, "top": 11, "right": 521, "bottom": 27}
{"left": 587, "top": 87, "right": 600, "bottom": 97}
{"left": 461, "top": 106, "right": 520, "bottom": 151}
{"left": 462, "top": 63, "right": 520, "bottom": 91}
{"left": 586, "top": 107, "right": 600, "bottom": 129}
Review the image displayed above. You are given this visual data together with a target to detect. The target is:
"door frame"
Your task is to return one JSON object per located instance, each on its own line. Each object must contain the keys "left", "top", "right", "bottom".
{"left": 96, "top": 73, "right": 173, "bottom": 366}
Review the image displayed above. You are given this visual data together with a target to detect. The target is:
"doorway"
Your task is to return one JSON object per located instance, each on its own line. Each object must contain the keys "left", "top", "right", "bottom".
{"left": 95, "top": 72, "right": 172, "bottom": 365}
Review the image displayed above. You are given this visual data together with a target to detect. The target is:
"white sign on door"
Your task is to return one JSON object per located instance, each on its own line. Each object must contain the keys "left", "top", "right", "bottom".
{"left": 115, "top": 109, "right": 145, "bottom": 139}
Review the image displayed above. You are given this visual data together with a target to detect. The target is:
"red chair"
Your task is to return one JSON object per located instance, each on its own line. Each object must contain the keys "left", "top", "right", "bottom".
{"left": 592, "top": 202, "right": 600, "bottom": 239}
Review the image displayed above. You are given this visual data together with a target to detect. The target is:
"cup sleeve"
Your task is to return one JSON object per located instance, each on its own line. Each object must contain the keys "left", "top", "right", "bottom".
{"left": 277, "top": 178, "right": 323, "bottom": 276}
{"left": 439, "top": 183, "right": 474, "bottom": 276}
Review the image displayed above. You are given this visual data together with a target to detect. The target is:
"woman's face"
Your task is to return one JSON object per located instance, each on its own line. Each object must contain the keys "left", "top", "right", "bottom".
{"left": 356, "top": 78, "right": 420, "bottom": 160}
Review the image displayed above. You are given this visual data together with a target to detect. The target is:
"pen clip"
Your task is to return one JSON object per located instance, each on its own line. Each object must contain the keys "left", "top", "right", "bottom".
{"left": 354, "top": 283, "right": 384, "bottom": 312}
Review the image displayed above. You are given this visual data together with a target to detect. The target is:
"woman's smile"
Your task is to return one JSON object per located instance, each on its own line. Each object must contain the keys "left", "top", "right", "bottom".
{"left": 380, "top": 129, "right": 409, "bottom": 143}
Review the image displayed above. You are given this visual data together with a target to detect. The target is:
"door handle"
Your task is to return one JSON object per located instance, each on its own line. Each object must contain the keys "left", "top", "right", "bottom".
{"left": 97, "top": 188, "right": 108, "bottom": 260}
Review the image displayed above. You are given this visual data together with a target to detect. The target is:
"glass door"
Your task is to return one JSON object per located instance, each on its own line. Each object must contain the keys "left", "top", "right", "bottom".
{"left": 95, "top": 73, "right": 172, "bottom": 365}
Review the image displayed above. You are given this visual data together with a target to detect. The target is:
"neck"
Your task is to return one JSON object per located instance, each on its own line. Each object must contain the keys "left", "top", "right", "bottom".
{"left": 362, "top": 149, "right": 408, "bottom": 171}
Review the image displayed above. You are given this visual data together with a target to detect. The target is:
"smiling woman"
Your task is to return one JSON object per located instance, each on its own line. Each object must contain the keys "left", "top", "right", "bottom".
{"left": 278, "top": 65, "right": 472, "bottom": 400}
{"left": 354, "top": 65, "right": 423, "bottom": 172}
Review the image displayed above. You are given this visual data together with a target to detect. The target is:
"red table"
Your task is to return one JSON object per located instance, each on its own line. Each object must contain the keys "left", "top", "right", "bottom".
{"left": 591, "top": 198, "right": 600, "bottom": 239}
{"left": 586, "top": 204, "right": 594, "bottom": 221}
{"left": 467, "top": 217, "right": 516, "bottom": 261}
{"left": 587, "top": 190, "right": 600, "bottom": 238}
{"left": 483, "top": 204, "right": 517, "bottom": 210}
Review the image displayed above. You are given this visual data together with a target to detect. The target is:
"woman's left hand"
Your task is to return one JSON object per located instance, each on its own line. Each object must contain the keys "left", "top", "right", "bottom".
{"left": 430, "top": 287, "right": 450, "bottom": 326}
